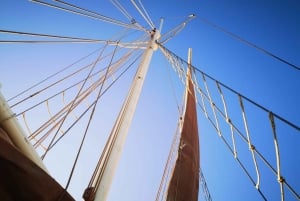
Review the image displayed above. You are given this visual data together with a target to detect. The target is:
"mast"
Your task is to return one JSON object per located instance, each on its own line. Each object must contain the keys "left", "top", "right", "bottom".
{"left": 166, "top": 48, "right": 200, "bottom": 201}
{"left": 0, "top": 89, "right": 47, "bottom": 172}
{"left": 86, "top": 29, "right": 160, "bottom": 201}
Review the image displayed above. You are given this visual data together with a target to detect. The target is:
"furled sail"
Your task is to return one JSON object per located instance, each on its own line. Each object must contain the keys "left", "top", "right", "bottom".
{"left": 166, "top": 49, "right": 200, "bottom": 201}
{"left": 0, "top": 128, "right": 75, "bottom": 201}
{"left": 0, "top": 92, "right": 74, "bottom": 201}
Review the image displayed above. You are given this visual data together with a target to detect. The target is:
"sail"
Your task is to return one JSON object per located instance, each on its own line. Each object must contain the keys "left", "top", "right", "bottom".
{"left": 166, "top": 52, "right": 200, "bottom": 201}
{"left": 0, "top": 127, "right": 75, "bottom": 201}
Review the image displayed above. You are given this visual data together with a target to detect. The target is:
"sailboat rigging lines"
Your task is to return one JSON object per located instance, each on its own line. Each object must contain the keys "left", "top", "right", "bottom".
{"left": 1, "top": 1, "right": 299, "bottom": 201}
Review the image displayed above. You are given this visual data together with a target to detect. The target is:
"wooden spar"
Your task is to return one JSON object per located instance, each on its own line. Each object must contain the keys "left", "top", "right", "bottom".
{"left": 0, "top": 90, "right": 47, "bottom": 172}
{"left": 166, "top": 48, "right": 200, "bottom": 201}
{"left": 89, "top": 29, "right": 161, "bottom": 201}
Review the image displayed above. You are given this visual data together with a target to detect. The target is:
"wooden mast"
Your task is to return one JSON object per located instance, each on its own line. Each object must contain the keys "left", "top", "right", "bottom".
{"left": 166, "top": 48, "right": 200, "bottom": 201}
{"left": 85, "top": 29, "right": 161, "bottom": 201}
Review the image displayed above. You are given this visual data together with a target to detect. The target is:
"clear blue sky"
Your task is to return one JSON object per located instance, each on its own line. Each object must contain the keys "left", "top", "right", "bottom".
{"left": 1, "top": 1, "right": 300, "bottom": 201}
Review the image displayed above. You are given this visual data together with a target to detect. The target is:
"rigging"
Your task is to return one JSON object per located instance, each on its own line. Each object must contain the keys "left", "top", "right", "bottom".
{"left": 198, "top": 16, "right": 300, "bottom": 71}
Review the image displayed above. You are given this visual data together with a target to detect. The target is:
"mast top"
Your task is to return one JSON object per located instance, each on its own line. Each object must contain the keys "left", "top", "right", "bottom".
{"left": 188, "top": 48, "right": 192, "bottom": 65}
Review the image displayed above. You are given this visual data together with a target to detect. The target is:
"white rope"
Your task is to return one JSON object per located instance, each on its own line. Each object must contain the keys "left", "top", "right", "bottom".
{"left": 269, "top": 112, "right": 285, "bottom": 201}
{"left": 110, "top": 0, "right": 134, "bottom": 22}
{"left": 22, "top": 112, "right": 47, "bottom": 151}
{"left": 155, "top": 118, "right": 182, "bottom": 201}
{"left": 137, "top": 0, "right": 155, "bottom": 28}
{"left": 159, "top": 14, "right": 196, "bottom": 44}
{"left": 46, "top": 100, "right": 65, "bottom": 135}
{"left": 238, "top": 95, "right": 260, "bottom": 189}
{"left": 30, "top": 0, "right": 143, "bottom": 30}
{"left": 216, "top": 81, "right": 237, "bottom": 158}
{"left": 201, "top": 72, "right": 222, "bottom": 136}
{"left": 130, "top": 0, "right": 155, "bottom": 29}
{"left": 109, "top": 0, "right": 149, "bottom": 32}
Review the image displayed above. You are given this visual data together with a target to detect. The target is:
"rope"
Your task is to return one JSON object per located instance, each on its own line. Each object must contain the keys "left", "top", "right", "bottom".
{"left": 51, "top": 53, "right": 143, "bottom": 186}
{"left": 198, "top": 16, "right": 300, "bottom": 71}
{"left": 88, "top": 54, "right": 145, "bottom": 190}
{"left": 8, "top": 46, "right": 104, "bottom": 102}
{"left": 46, "top": 100, "right": 64, "bottom": 134}
{"left": 41, "top": 43, "right": 109, "bottom": 160}
{"left": 162, "top": 52, "right": 181, "bottom": 114}
{"left": 21, "top": 112, "right": 47, "bottom": 151}
{"left": 62, "top": 91, "right": 79, "bottom": 120}
{"left": 0, "top": 29, "right": 106, "bottom": 42}
{"left": 14, "top": 65, "right": 107, "bottom": 117}
{"left": 159, "top": 14, "right": 196, "bottom": 44}
{"left": 137, "top": 0, "right": 155, "bottom": 28}
{"left": 59, "top": 43, "right": 119, "bottom": 200}
{"left": 201, "top": 72, "right": 222, "bottom": 136}
{"left": 155, "top": 117, "right": 182, "bottom": 201}
{"left": 21, "top": 46, "right": 141, "bottom": 152}
{"left": 269, "top": 112, "right": 285, "bottom": 201}
{"left": 9, "top": 32, "right": 148, "bottom": 107}
{"left": 130, "top": 0, "right": 155, "bottom": 29}
{"left": 200, "top": 168, "right": 213, "bottom": 201}
{"left": 216, "top": 81, "right": 237, "bottom": 158}
{"left": 31, "top": 0, "right": 143, "bottom": 31}
{"left": 0, "top": 40, "right": 105, "bottom": 44}
{"left": 33, "top": 49, "right": 142, "bottom": 152}
{"left": 110, "top": 0, "right": 135, "bottom": 23}
{"left": 238, "top": 95, "right": 260, "bottom": 189}
{"left": 13, "top": 39, "right": 138, "bottom": 110}
{"left": 158, "top": 42, "right": 300, "bottom": 132}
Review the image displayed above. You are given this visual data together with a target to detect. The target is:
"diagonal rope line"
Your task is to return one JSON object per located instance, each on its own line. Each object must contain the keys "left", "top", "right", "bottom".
{"left": 201, "top": 72, "right": 222, "bottom": 136}
{"left": 200, "top": 168, "right": 213, "bottom": 201}
{"left": 1, "top": 29, "right": 141, "bottom": 47}
{"left": 155, "top": 115, "right": 183, "bottom": 201}
{"left": 269, "top": 112, "right": 285, "bottom": 201}
{"left": 7, "top": 46, "right": 104, "bottom": 102}
{"left": 109, "top": 0, "right": 148, "bottom": 32}
{"left": 40, "top": 43, "right": 109, "bottom": 160}
{"left": 159, "top": 14, "right": 196, "bottom": 44}
{"left": 158, "top": 43, "right": 300, "bottom": 131}
{"left": 238, "top": 95, "right": 260, "bottom": 189}
{"left": 0, "top": 40, "right": 106, "bottom": 44}
{"left": 30, "top": 0, "right": 143, "bottom": 31}
{"left": 0, "top": 29, "right": 106, "bottom": 42}
{"left": 198, "top": 16, "right": 300, "bottom": 71}
{"left": 216, "top": 81, "right": 237, "bottom": 158}
{"left": 110, "top": 0, "right": 135, "bottom": 23}
{"left": 10, "top": 44, "right": 131, "bottom": 108}
{"left": 53, "top": 0, "right": 142, "bottom": 30}
{"left": 136, "top": 0, "right": 155, "bottom": 28}
{"left": 59, "top": 42, "right": 120, "bottom": 199}
{"left": 33, "top": 50, "right": 142, "bottom": 154}
{"left": 24, "top": 48, "right": 142, "bottom": 149}
{"left": 85, "top": 53, "right": 143, "bottom": 192}
{"left": 130, "top": 0, "right": 155, "bottom": 29}
{"left": 21, "top": 112, "right": 47, "bottom": 151}
{"left": 10, "top": 30, "right": 147, "bottom": 110}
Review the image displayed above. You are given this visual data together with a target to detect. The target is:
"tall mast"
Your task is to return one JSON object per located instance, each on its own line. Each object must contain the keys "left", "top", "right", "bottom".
{"left": 89, "top": 29, "right": 160, "bottom": 201}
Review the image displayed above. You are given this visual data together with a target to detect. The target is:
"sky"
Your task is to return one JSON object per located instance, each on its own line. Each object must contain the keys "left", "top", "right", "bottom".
{"left": 1, "top": 0, "right": 300, "bottom": 201}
